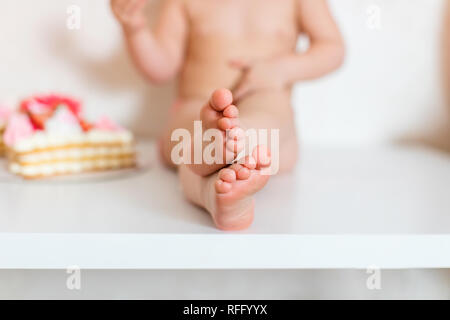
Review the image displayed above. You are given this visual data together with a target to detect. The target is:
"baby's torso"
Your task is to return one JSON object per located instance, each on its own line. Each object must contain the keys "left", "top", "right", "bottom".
{"left": 179, "top": 0, "right": 299, "bottom": 100}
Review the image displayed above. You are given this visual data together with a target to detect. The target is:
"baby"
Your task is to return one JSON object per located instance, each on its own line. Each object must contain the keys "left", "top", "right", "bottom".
{"left": 111, "top": 0, "right": 345, "bottom": 230}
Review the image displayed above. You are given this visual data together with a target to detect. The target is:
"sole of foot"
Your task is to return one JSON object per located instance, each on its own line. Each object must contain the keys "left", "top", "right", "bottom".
{"left": 212, "top": 145, "right": 271, "bottom": 231}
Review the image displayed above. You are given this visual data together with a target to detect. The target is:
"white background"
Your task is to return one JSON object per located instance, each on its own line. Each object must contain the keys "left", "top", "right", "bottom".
{"left": 0, "top": 0, "right": 449, "bottom": 299}
{"left": 0, "top": 0, "right": 449, "bottom": 150}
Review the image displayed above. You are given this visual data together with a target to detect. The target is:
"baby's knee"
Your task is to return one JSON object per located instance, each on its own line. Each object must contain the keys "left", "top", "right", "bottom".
{"left": 158, "top": 137, "right": 177, "bottom": 170}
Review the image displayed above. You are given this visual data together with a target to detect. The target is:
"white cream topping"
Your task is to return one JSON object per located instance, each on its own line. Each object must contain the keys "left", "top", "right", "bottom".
{"left": 45, "top": 106, "right": 83, "bottom": 136}
{"left": 11, "top": 129, "right": 134, "bottom": 152}
{"left": 17, "top": 146, "right": 135, "bottom": 163}
{"left": 9, "top": 157, "right": 135, "bottom": 177}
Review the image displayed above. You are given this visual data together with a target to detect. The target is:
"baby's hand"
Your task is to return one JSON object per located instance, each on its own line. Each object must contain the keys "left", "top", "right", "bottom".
{"left": 111, "top": 0, "right": 148, "bottom": 33}
{"left": 230, "top": 58, "right": 288, "bottom": 102}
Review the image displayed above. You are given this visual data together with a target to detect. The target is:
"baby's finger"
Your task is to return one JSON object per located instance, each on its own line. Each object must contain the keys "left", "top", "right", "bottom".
{"left": 233, "top": 82, "right": 252, "bottom": 102}
{"left": 229, "top": 59, "right": 251, "bottom": 71}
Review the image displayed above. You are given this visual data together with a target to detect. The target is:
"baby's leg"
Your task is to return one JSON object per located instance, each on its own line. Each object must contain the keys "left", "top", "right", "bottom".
{"left": 159, "top": 100, "right": 201, "bottom": 170}
{"left": 179, "top": 146, "right": 271, "bottom": 230}
{"left": 237, "top": 89, "right": 299, "bottom": 174}
{"left": 160, "top": 89, "right": 246, "bottom": 175}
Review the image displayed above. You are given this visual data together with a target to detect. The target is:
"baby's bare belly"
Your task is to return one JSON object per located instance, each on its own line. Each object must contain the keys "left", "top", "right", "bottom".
{"left": 178, "top": 35, "right": 296, "bottom": 102}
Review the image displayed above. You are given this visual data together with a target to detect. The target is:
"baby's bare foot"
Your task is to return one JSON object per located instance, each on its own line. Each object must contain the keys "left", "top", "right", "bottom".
{"left": 212, "top": 146, "right": 271, "bottom": 231}
{"left": 188, "top": 88, "right": 245, "bottom": 176}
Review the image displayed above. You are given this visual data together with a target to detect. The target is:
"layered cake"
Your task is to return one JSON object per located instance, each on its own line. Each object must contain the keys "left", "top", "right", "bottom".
{"left": 0, "top": 106, "right": 12, "bottom": 155}
{"left": 3, "top": 94, "right": 136, "bottom": 179}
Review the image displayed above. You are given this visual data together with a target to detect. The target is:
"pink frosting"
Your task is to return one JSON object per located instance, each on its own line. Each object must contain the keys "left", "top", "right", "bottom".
{"left": 94, "top": 116, "right": 123, "bottom": 132}
{"left": 0, "top": 105, "right": 12, "bottom": 123}
{"left": 3, "top": 114, "right": 35, "bottom": 146}
{"left": 27, "top": 100, "right": 52, "bottom": 115}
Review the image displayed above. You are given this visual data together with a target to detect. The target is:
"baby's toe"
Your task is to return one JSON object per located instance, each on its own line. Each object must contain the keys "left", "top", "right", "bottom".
{"left": 223, "top": 105, "right": 239, "bottom": 118}
{"left": 227, "top": 127, "right": 245, "bottom": 141}
{"left": 241, "top": 155, "right": 257, "bottom": 170}
{"left": 215, "top": 179, "right": 232, "bottom": 194}
{"left": 252, "top": 145, "right": 271, "bottom": 168}
{"left": 218, "top": 117, "right": 239, "bottom": 130}
{"left": 229, "top": 163, "right": 250, "bottom": 181}
{"left": 226, "top": 139, "right": 245, "bottom": 153}
{"left": 219, "top": 168, "right": 237, "bottom": 183}
{"left": 210, "top": 89, "right": 233, "bottom": 112}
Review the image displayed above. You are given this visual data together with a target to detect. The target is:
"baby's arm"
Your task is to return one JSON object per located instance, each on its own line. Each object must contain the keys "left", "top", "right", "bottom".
{"left": 285, "top": 0, "right": 345, "bottom": 82}
{"left": 111, "top": 0, "right": 187, "bottom": 84}
{"left": 231, "top": 0, "right": 345, "bottom": 101}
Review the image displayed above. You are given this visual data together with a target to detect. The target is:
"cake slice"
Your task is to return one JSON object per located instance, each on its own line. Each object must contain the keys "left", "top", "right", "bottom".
{"left": 0, "top": 106, "right": 12, "bottom": 156}
{"left": 3, "top": 94, "right": 136, "bottom": 179}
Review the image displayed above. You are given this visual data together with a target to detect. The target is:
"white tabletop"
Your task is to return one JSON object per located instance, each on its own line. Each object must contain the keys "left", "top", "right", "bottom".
{"left": 0, "top": 142, "right": 449, "bottom": 269}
